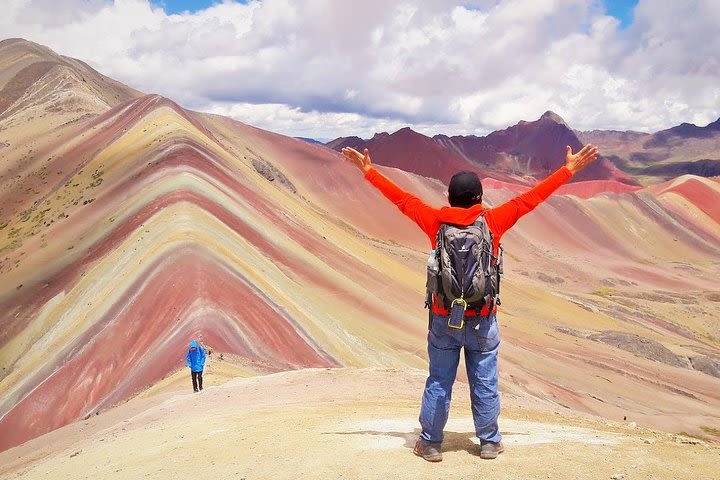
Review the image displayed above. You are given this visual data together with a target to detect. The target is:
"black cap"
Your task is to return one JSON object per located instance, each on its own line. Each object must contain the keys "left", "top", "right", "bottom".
{"left": 448, "top": 171, "right": 483, "bottom": 208}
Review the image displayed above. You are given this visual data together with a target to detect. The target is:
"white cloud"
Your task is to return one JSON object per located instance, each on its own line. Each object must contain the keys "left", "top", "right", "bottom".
{"left": 205, "top": 101, "right": 414, "bottom": 140}
{"left": 2, "top": 0, "right": 719, "bottom": 138}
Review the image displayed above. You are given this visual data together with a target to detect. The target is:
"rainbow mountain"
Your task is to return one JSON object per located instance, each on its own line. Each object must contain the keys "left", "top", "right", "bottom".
{"left": 0, "top": 38, "right": 719, "bottom": 454}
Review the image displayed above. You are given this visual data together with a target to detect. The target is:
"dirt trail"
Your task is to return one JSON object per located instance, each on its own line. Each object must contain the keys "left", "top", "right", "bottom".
{"left": 0, "top": 368, "right": 717, "bottom": 480}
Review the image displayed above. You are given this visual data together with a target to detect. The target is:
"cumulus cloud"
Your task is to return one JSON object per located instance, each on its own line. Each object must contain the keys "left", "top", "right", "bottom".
{"left": 2, "top": 0, "right": 719, "bottom": 138}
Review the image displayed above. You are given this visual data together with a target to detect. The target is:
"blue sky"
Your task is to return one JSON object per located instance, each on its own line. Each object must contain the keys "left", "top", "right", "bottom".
{"left": 153, "top": 0, "right": 244, "bottom": 14}
{"left": 602, "top": 0, "right": 638, "bottom": 27}
{"left": 157, "top": 0, "right": 639, "bottom": 26}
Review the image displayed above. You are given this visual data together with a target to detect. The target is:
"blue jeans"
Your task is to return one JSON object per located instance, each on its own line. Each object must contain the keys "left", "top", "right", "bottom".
{"left": 419, "top": 312, "right": 501, "bottom": 444}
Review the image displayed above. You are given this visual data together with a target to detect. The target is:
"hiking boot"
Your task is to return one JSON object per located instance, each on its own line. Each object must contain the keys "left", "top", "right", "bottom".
{"left": 413, "top": 438, "right": 442, "bottom": 462}
{"left": 479, "top": 441, "right": 504, "bottom": 459}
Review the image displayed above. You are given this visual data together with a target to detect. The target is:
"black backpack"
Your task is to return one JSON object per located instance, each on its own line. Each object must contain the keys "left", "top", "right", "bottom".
{"left": 426, "top": 212, "right": 503, "bottom": 313}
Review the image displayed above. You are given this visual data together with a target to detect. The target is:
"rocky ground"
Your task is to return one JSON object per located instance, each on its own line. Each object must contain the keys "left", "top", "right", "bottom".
{"left": 0, "top": 367, "right": 717, "bottom": 480}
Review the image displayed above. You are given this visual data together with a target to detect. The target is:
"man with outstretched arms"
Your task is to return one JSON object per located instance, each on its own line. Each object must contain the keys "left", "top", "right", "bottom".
{"left": 341, "top": 143, "right": 598, "bottom": 461}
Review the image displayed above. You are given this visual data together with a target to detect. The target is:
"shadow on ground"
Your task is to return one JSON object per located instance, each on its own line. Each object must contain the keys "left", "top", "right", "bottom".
{"left": 325, "top": 429, "right": 486, "bottom": 456}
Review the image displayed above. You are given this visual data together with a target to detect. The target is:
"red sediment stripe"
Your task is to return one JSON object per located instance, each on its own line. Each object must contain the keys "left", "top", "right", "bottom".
{"left": 557, "top": 180, "right": 641, "bottom": 198}
{"left": 660, "top": 178, "right": 720, "bottom": 224}
{"left": 0, "top": 94, "right": 224, "bottom": 221}
{"left": 657, "top": 201, "right": 720, "bottom": 247}
{"left": 627, "top": 191, "right": 720, "bottom": 255}
{"left": 0, "top": 140, "right": 403, "bottom": 347}
{"left": 0, "top": 245, "right": 337, "bottom": 453}
{"left": 516, "top": 196, "right": 635, "bottom": 258}
{"left": 0, "top": 61, "right": 58, "bottom": 117}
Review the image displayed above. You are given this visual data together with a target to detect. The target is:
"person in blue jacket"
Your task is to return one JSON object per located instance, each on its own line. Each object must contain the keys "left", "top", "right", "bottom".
{"left": 186, "top": 340, "right": 206, "bottom": 392}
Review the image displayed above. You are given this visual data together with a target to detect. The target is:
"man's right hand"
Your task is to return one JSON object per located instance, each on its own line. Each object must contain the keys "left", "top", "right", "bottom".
{"left": 341, "top": 147, "right": 373, "bottom": 173}
{"left": 565, "top": 144, "right": 599, "bottom": 175}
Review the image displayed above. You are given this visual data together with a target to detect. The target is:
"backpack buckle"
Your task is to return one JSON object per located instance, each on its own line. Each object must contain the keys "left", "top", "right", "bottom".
{"left": 448, "top": 298, "right": 467, "bottom": 329}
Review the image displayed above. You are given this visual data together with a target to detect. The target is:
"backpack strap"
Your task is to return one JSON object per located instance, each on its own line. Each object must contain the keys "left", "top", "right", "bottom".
{"left": 495, "top": 244, "right": 503, "bottom": 305}
{"left": 476, "top": 210, "right": 503, "bottom": 307}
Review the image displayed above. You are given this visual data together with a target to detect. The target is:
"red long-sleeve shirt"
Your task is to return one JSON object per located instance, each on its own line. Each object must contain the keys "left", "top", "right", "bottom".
{"left": 364, "top": 165, "right": 574, "bottom": 315}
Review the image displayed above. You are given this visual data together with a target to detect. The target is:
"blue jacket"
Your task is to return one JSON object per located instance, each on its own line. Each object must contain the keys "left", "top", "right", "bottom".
{"left": 186, "top": 341, "right": 206, "bottom": 372}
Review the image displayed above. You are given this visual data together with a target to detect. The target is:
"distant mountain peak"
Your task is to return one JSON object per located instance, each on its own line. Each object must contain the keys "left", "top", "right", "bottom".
{"left": 0, "top": 37, "right": 58, "bottom": 60}
{"left": 383, "top": 126, "right": 418, "bottom": 138}
{"left": 0, "top": 37, "right": 33, "bottom": 47}
{"left": 391, "top": 127, "right": 427, "bottom": 139}
{"left": 540, "top": 111, "right": 568, "bottom": 126}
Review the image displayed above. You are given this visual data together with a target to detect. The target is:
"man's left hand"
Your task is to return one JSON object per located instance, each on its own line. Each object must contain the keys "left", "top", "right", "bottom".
{"left": 565, "top": 144, "right": 599, "bottom": 174}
